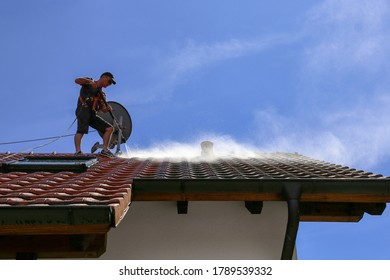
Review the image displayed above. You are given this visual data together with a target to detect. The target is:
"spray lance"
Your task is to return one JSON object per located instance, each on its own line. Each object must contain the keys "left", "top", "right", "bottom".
{"left": 96, "top": 89, "right": 121, "bottom": 125}
{"left": 94, "top": 88, "right": 126, "bottom": 154}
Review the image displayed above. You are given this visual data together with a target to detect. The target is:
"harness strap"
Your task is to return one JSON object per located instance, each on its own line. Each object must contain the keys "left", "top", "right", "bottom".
{"left": 79, "top": 88, "right": 107, "bottom": 112}
{"left": 79, "top": 96, "right": 92, "bottom": 108}
{"left": 92, "top": 97, "right": 99, "bottom": 111}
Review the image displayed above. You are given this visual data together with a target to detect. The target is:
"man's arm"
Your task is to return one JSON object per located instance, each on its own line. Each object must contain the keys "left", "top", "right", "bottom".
{"left": 75, "top": 77, "right": 95, "bottom": 86}
{"left": 97, "top": 90, "right": 112, "bottom": 112}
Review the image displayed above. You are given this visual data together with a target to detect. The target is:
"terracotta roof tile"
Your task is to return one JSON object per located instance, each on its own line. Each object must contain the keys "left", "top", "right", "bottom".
{"left": 1, "top": 152, "right": 389, "bottom": 221}
{"left": 1, "top": 152, "right": 389, "bottom": 181}
{"left": 0, "top": 153, "right": 132, "bottom": 225}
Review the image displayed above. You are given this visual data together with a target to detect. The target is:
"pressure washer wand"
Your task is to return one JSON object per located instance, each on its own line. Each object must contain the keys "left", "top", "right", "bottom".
{"left": 105, "top": 100, "right": 121, "bottom": 127}
{"left": 97, "top": 88, "right": 122, "bottom": 129}
{"left": 97, "top": 89, "right": 125, "bottom": 153}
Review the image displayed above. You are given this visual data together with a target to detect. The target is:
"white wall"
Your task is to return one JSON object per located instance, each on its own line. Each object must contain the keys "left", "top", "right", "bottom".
{"left": 101, "top": 201, "right": 291, "bottom": 260}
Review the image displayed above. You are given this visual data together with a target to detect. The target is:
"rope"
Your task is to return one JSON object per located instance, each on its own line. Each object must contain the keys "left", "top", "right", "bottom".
{"left": 0, "top": 95, "right": 112, "bottom": 162}
{"left": 0, "top": 117, "right": 84, "bottom": 161}
{"left": 0, "top": 134, "right": 76, "bottom": 146}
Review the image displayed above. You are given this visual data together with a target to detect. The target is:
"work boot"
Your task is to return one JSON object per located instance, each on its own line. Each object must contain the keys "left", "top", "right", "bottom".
{"left": 100, "top": 150, "right": 115, "bottom": 158}
{"left": 91, "top": 142, "right": 100, "bottom": 153}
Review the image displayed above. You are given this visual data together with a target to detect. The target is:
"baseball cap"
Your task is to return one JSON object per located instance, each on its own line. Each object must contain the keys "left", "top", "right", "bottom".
{"left": 101, "top": 72, "right": 116, "bottom": 85}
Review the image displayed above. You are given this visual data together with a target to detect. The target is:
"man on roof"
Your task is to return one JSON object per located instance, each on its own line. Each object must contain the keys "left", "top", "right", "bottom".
{"left": 74, "top": 72, "right": 116, "bottom": 157}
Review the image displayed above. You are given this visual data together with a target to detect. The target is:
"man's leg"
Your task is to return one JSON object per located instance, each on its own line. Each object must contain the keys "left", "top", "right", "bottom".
{"left": 74, "top": 107, "right": 89, "bottom": 154}
{"left": 74, "top": 133, "right": 84, "bottom": 153}
{"left": 91, "top": 114, "right": 114, "bottom": 154}
{"left": 102, "top": 126, "right": 114, "bottom": 152}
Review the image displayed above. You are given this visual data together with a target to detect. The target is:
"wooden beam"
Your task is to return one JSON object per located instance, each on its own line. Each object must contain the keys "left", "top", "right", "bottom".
{"left": 132, "top": 192, "right": 282, "bottom": 201}
{"left": 177, "top": 201, "right": 188, "bottom": 214}
{"left": 0, "top": 234, "right": 107, "bottom": 259}
{"left": 132, "top": 192, "right": 390, "bottom": 203}
{"left": 301, "top": 193, "right": 390, "bottom": 203}
{"left": 15, "top": 252, "right": 37, "bottom": 260}
{"left": 245, "top": 201, "right": 263, "bottom": 214}
{"left": 300, "top": 215, "right": 363, "bottom": 222}
{"left": 298, "top": 202, "right": 384, "bottom": 223}
{"left": 0, "top": 224, "right": 110, "bottom": 235}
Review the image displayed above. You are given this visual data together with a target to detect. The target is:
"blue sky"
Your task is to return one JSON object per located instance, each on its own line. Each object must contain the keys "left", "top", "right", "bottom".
{"left": 1, "top": 0, "right": 390, "bottom": 259}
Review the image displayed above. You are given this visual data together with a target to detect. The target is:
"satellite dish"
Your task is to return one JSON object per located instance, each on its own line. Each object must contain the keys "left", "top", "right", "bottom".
{"left": 96, "top": 101, "right": 132, "bottom": 151}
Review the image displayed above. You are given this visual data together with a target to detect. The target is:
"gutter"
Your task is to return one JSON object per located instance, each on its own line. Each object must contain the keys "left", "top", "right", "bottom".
{"left": 0, "top": 206, "right": 114, "bottom": 234}
{"left": 281, "top": 182, "right": 302, "bottom": 260}
{"left": 132, "top": 178, "right": 390, "bottom": 201}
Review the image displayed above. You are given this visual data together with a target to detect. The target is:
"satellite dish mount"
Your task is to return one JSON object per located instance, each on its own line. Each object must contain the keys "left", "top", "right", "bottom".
{"left": 91, "top": 101, "right": 132, "bottom": 155}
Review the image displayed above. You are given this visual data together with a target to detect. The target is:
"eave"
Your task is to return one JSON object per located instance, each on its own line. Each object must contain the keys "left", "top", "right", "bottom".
{"left": 132, "top": 178, "right": 390, "bottom": 222}
{"left": 132, "top": 178, "right": 390, "bottom": 202}
{"left": 0, "top": 206, "right": 114, "bottom": 259}
{"left": 1, "top": 152, "right": 390, "bottom": 259}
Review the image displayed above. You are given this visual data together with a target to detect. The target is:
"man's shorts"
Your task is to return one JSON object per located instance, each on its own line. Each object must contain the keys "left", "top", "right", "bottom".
{"left": 75, "top": 107, "right": 112, "bottom": 134}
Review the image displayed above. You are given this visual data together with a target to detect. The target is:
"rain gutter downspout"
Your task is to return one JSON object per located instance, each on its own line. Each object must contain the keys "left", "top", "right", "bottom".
{"left": 281, "top": 182, "right": 302, "bottom": 260}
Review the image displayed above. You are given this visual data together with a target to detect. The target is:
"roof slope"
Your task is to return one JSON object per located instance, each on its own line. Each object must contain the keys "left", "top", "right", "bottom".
{"left": 0, "top": 152, "right": 389, "bottom": 221}
{"left": 0, "top": 152, "right": 389, "bottom": 258}
{"left": 0, "top": 153, "right": 131, "bottom": 226}
{"left": 125, "top": 152, "right": 386, "bottom": 180}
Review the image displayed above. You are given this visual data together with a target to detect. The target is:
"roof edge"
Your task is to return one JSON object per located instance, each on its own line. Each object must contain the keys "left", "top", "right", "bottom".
{"left": 0, "top": 206, "right": 112, "bottom": 235}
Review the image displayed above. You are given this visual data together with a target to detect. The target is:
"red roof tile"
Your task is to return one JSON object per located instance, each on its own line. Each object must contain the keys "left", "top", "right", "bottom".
{"left": 0, "top": 152, "right": 389, "bottom": 223}
{"left": 0, "top": 153, "right": 131, "bottom": 226}
{"left": 1, "top": 151, "right": 389, "bottom": 259}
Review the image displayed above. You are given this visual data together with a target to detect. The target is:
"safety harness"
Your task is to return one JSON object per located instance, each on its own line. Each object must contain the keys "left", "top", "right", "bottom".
{"left": 79, "top": 88, "right": 108, "bottom": 112}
